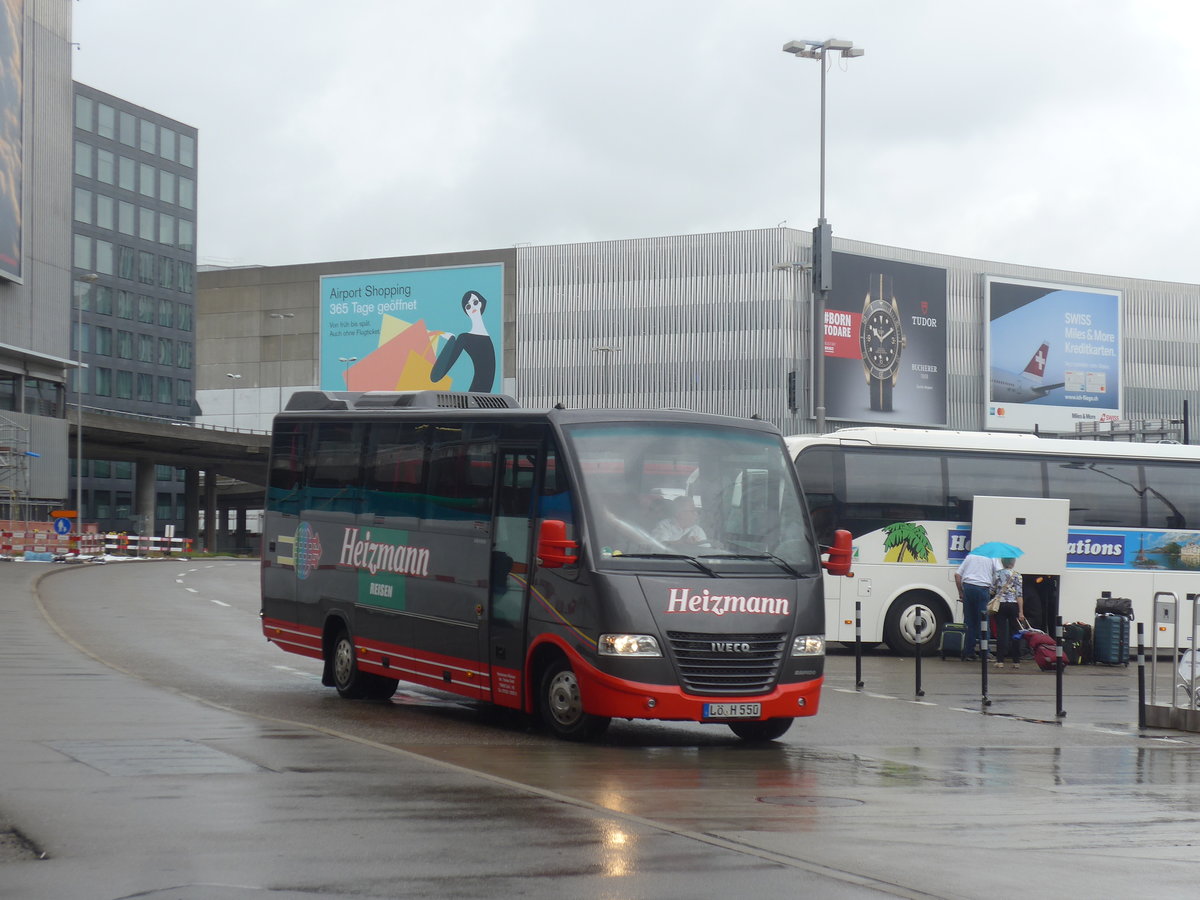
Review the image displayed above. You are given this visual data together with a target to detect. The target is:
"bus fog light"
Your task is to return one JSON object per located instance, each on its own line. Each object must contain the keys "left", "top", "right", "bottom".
{"left": 791, "top": 635, "right": 825, "bottom": 656}
{"left": 797, "top": 697, "right": 807, "bottom": 707}
{"left": 598, "top": 634, "right": 663, "bottom": 657}
{"left": 646, "top": 698, "right": 657, "bottom": 709}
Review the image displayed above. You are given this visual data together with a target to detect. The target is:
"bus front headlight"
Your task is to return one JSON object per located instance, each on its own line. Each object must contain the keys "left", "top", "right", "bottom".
{"left": 598, "top": 634, "right": 663, "bottom": 657}
{"left": 791, "top": 634, "right": 825, "bottom": 656}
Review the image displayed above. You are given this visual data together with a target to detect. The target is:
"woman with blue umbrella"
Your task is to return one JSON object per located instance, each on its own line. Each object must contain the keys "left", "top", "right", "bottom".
{"left": 990, "top": 556, "right": 1026, "bottom": 668}
{"left": 954, "top": 541, "right": 1023, "bottom": 662}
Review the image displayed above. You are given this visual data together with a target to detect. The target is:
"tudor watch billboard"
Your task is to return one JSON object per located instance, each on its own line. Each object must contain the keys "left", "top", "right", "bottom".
{"left": 822, "top": 253, "right": 948, "bottom": 425}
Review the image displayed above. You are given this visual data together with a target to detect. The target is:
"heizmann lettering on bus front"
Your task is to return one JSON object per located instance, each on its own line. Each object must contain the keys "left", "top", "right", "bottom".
{"left": 336, "top": 525, "right": 431, "bottom": 611}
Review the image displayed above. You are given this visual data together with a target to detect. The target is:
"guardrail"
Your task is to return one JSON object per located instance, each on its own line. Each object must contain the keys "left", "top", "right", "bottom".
{"left": 0, "top": 530, "right": 193, "bottom": 557}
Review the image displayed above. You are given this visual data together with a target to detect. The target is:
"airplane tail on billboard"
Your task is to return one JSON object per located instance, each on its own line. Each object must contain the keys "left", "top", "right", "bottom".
{"left": 1022, "top": 343, "right": 1050, "bottom": 378}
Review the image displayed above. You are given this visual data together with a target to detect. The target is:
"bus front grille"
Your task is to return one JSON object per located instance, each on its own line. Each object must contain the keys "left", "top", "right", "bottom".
{"left": 665, "top": 631, "right": 786, "bottom": 695}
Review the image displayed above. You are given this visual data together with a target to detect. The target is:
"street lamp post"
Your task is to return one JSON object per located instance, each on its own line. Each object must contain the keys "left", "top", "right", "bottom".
{"left": 782, "top": 37, "right": 864, "bottom": 435}
{"left": 338, "top": 357, "right": 357, "bottom": 387}
{"left": 74, "top": 272, "right": 98, "bottom": 519}
{"left": 268, "top": 312, "right": 295, "bottom": 416}
{"left": 225, "top": 373, "right": 241, "bottom": 428}
{"left": 592, "top": 345, "right": 620, "bottom": 408}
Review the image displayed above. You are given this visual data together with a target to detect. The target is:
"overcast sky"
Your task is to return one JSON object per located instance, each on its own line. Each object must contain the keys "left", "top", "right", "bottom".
{"left": 72, "top": 0, "right": 1200, "bottom": 284}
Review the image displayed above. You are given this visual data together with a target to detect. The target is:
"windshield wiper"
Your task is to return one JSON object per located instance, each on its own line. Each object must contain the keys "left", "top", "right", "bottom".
{"left": 610, "top": 552, "right": 718, "bottom": 576}
{"left": 697, "top": 552, "right": 804, "bottom": 577}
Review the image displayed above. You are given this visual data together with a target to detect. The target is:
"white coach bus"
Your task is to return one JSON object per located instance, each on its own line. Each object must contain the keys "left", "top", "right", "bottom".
{"left": 787, "top": 427, "right": 1200, "bottom": 654}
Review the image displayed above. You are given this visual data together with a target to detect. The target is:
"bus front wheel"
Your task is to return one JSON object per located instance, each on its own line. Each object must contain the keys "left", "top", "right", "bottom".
{"left": 729, "top": 717, "right": 793, "bottom": 742}
{"left": 331, "top": 629, "right": 398, "bottom": 700}
{"left": 538, "top": 658, "right": 610, "bottom": 741}
{"left": 882, "top": 595, "right": 946, "bottom": 656}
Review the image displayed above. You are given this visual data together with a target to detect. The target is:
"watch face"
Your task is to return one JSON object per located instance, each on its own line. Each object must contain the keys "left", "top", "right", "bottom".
{"left": 861, "top": 302, "right": 902, "bottom": 378}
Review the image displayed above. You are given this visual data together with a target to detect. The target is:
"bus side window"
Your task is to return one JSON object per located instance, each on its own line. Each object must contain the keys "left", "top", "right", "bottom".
{"left": 268, "top": 423, "right": 307, "bottom": 517}
{"left": 364, "top": 422, "right": 425, "bottom": 519}
{"left": 538, "top": 448, "right": 576, "bottom": 532}
{"left": 307, "top": 422, "right": 363, "bottom": 514}
{"left": 425, "top": 437, "right": 495, "bottom": 526}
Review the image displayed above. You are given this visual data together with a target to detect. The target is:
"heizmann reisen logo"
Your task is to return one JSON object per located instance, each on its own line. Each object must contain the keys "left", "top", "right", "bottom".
{"left": 294, "top": 522, "right": 323, "bottom": 580}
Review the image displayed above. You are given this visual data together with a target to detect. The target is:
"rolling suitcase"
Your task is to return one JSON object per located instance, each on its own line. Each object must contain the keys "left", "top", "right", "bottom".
{"left": 1062, "top": 622, "right": 1093, "bottom": 666}
{"left": 938, "top": 622, "right": 969, "bottom": 660}
{"left": 1093, "top": 613, "right": 1130, "bottom": 666}
{"left": 1024, "top": 630, "right": 1061, "bottom": 671}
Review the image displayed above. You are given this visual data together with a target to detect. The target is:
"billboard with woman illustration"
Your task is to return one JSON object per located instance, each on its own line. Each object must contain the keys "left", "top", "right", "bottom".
{"left": 319, "top": 263, "right": 504, "bottom": 393}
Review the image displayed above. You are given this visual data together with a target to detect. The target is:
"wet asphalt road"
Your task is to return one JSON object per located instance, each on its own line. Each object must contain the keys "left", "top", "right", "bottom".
{"left": 3, "top": 559, "right": 1200, "bottom": 898}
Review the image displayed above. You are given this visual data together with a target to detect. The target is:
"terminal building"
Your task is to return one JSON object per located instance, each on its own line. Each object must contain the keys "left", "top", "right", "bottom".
{"left": 0, "top": 4, "right": 72, "bottom": 523}
{"left": 196, "top": 228, "right": 1200, "bottom": 443}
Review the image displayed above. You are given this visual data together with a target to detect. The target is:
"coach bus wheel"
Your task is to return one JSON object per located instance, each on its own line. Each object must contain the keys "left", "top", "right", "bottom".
{"left": 538, "top": 659, "right": 610, "bottom": 741}
{"left": 729, "top": 718, "right": 793, "bottom": 742}
{"left": 882, "top": 594, "right": 946, "bottom": 656}
{"left": 331, "top": 629, "right": 370, "bottom": 699}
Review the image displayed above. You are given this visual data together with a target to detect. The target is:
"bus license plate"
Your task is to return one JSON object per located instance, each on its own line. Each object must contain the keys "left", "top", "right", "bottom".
{"left": 703, "top": 702, "right": 761, "bottom": 719}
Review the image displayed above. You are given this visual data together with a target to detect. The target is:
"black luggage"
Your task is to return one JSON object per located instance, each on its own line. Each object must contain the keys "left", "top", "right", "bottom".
{"left": 1093, "top": 613, "right": 1130, "bottom": 666}
{"left": 1062, "top": 622, "right": 1093, "bottom": 665}
{"left": 1095, "top": 595, "right": 1134, "bottom": 618}
{"left": 939, "top": 622, "right": 969, "bottom": 660}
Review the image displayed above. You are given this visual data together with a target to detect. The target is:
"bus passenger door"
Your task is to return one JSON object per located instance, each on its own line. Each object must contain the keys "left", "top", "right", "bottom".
{"left": 485, "top": 448, "right": 539, "bottom": 709}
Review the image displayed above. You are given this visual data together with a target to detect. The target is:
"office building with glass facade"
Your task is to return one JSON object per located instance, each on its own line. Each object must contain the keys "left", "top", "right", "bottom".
{"left": 71, "top": 83, "right": 198, "bottom": 532}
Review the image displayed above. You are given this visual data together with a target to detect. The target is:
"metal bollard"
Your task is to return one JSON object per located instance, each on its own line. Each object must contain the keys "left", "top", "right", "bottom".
{"left": 914, "top": 606, "right": 925, "bottom": 698}
{"left": 1136, "top": 621, "right": 1146, "bottom": 730}
{"left": 854, "top": 600, "right": 864, "bottom": 689}
{"left": 1055, "top": 616, "right": 1066, "bottom": 718}
{"left": 980, "top": 614, "right": 991, "bottom": 708}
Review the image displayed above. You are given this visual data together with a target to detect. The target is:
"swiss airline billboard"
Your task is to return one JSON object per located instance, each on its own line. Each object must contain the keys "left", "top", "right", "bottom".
{"left": 985, "top": 277, "right": 1122, "bottom": 433}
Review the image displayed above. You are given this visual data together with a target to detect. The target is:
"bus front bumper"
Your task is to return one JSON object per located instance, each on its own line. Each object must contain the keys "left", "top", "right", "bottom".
{"left": 572, "top": 656, "right": 823, "bottom": 722}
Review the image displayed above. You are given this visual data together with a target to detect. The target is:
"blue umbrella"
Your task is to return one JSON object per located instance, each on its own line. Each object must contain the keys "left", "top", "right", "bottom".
{"left": 969, "top": 540, "right": 1024, "bottom": 558}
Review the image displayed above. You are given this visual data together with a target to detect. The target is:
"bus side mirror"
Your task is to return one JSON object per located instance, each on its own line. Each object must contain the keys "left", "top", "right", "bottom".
{"left": 537, "top": 519, "right": 578, "bottom": 569}
{"left": 821, "top": 529, "right": 853, "bottom": 577}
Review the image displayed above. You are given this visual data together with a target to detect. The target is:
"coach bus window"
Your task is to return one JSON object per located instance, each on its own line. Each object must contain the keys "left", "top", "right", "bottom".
{"left": 538, "top": 447, "right": 576, "bottom": 529}
{"left": 364, "top": 422, "right": 425, "bottom": 520}
{"left": 841, "top": 450, "right": 945, "bottom": 534}
{"left": 307, "top": 422, "right": 364, "bottom": 514}
{"left": 1141, "top": 462, "right": 1195, "bottom": 529}
{"left": 425, "top": 428, "right": 495, "bottom": 528}
{"left": 945, "top": 452, "right": 1045, "bottom": 521}
{"left": 1048, "top": 459, "right": 1145, "bottom": 527}
{"left": 268, "top": 423, "right": 307, "bottom": 517}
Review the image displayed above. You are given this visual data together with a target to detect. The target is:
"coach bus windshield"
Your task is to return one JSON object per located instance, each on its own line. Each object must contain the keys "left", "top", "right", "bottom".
{"left": 561, "top": 422, "right": 818, "bottom": 573}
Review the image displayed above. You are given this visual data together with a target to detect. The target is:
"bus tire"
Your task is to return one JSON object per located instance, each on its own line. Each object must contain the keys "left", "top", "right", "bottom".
{"left": 882, "top": 594, "right": 946, "bottom": 656}
{"left": 331, "top": 628, "right": 370, "bottom": 699}
{"left": 729, "top": 717, "right": 793, "bottom": 742}
{"left": 538, "top": 658, "right": 610, "bottom": 741}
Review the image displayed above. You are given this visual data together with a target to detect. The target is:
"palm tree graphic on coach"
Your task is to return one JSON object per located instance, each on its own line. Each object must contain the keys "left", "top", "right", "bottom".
{"left": 882, "top": 522, "right": 937, "bottom": 563}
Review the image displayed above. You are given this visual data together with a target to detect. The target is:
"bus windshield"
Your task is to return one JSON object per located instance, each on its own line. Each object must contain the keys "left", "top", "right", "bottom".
{"left": 562, "top": 421, "right": 817, "bottom": 572}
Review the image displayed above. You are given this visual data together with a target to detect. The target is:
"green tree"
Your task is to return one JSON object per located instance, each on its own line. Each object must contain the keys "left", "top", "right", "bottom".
{"left": 882, "top": 522, "right": 933, "bottom": 562}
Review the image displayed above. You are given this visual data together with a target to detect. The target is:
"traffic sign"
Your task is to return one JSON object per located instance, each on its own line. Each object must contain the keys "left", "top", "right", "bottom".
{"left": 50, "top": 510, "right": 77, "bottom": 519}
{"left": 53, "top": 517, "right": 73, "bottom": 536}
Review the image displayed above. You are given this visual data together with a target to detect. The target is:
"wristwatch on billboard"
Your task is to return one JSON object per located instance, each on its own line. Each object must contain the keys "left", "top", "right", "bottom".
{"left": 859, "top": 274, "right": 906, "bottom": 412}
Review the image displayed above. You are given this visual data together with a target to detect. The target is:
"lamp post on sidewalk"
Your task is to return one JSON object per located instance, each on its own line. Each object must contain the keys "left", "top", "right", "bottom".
{"left": 74, "top": 272, "right": 99, "bottom": 518}
{"left": 782, "top": 37, "right": 864, "bottom": 434}
{"left": 225, "top": 373, "right": 241, "bottom": 429}
{"left": 268, "top": 312, "right": 295, "bottom": 416}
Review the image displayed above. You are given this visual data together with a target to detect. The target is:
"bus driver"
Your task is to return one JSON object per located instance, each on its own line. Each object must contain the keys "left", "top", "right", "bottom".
{"left": 652, "top": 496, "right": 709, "bottom": 548}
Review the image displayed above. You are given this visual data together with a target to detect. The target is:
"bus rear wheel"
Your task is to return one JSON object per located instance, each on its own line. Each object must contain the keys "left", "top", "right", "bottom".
{"left": 538, "top": 658, "right": 610, "bottom": 741}
{"left": 331, "top": 629, "right": 398, "bottom": 700}
{"left": 882, "top": 595, "right": 945, "bottom": 656}
{"left": 729, "top": 717, "right": 793, "bottom": 742}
